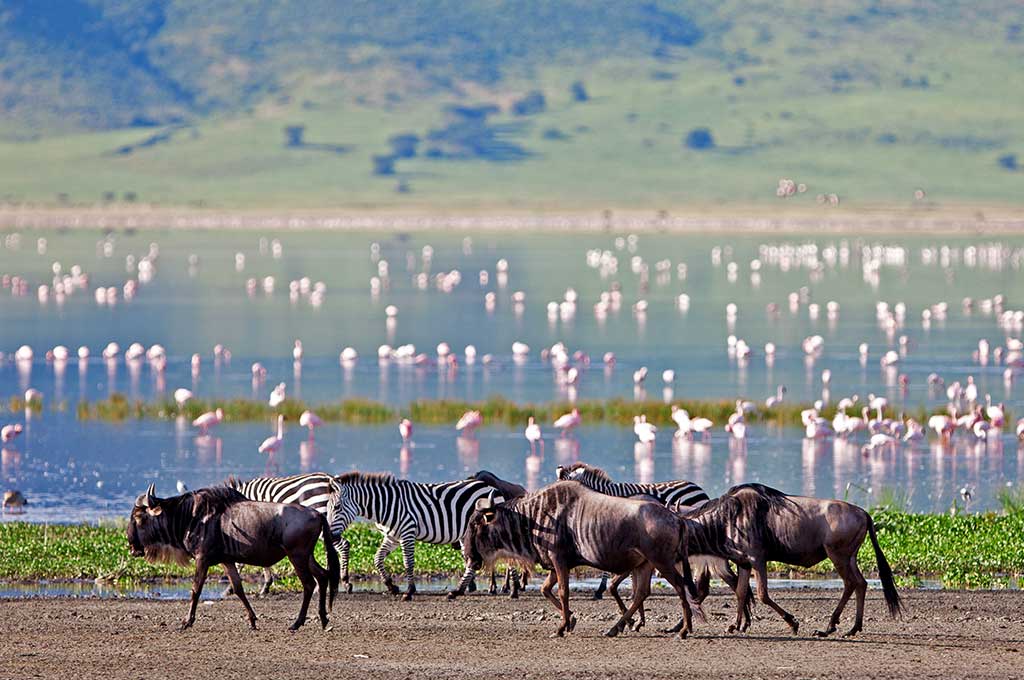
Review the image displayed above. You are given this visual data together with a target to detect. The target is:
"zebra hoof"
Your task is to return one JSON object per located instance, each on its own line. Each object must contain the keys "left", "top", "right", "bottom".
{"left": 344, "top": 582, "right": 353, "bottom": 595}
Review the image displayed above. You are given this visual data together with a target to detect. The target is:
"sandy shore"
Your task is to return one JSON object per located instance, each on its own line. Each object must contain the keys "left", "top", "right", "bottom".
{"left": 1, "top": 205, "right": 1022, "bottom": 233}
{"left": 1, "top": 589, "right": 1021, "bottom": 679}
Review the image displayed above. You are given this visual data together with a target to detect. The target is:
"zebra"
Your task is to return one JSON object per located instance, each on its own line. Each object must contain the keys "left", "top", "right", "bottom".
{"left": 228, "top": 473, "right": 347, "bottom": 595}
{"left": 326, "top": 471, "right": 516, "bottom": 600}
{"left": 555, "top": 462, "right": 739, "bottom": 603}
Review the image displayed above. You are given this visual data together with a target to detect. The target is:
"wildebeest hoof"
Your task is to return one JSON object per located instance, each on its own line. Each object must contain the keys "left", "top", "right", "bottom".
{"left": 843, "top": 625, "right": 861, "bottom": 637}
{"left": 813, "top": 628, "right": 834, "bottom": 638}
{"left": 591, "top": 591, "right": 604, "bottom": 600}
{"left": 178, "top": 620, "right": 193, "bottom": 632}
{"left": 677, "top": 628, "right": 689, "bottom": 640}
{"left": 508, "top": 590, "right": 519, "bottom": 600}
{"left": 385, "top": 583, "right": 400, "bottom": 596}
{"left": 401, "top": 592, "right": 414, "bottom": 602}
{"left": 788, "top": 619, "right": 800, "bottom": 634}
{"left": 550, "top": 630, "right": 565, "bottom": 638}
{"left": 344, "top": 582, "right": 354, "bottom": 594}
{"left": 488, "top": 585, "right": 498, "bottom": 595}
{"left": 446, "top": 590, "right": 460, "bottom": 601}
{"left": 605, "top": 625, "right": 621, "bottom": 638}
{"left": 566, "top": 615, "right": 578, "bottom": 633}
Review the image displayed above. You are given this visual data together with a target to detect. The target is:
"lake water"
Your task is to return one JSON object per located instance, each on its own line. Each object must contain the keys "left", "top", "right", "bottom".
{"left": 0, "top": 228, "right": 1022, "bottom": 519}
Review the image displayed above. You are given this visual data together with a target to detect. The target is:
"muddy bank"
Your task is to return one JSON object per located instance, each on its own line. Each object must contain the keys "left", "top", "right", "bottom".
{"left": 0, "top": 589, "right": 1021, "bottom": 679}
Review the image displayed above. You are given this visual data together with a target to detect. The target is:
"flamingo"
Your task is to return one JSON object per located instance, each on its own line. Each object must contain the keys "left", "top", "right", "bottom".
{"left": 985, "top": 395, "right": 1005, "bottom": 427}
{"left": 24, "top": 389, "right": 42, "bottom": 404}
{"left": 268, "top": 383, "right": 286, "bottom": 408}
{"left": 340, "top": 347, "right": 358, "bottom": 362}
{"left": 258, "top": 415, "right": 285, "bottom": 454}
{"left": 670, "top": 405, "right": 690, "bottom": 435}
{"left": 299, "top": 410, "right": 323, "bottom": 438}
{"left": 972, "top": 419, "right": 994, "bottom": 442}
{"left": 928, "top": 414, "right": 955, "bottom": 440}
{"left": 964, "top": 376, "right": 978, "bottom": 405}
{"left": 765, "top": 385, "right": 786, "bottom": 408}
{"left": 805, "top": 417, "right": 833, "bottom": 440}
{"left": 861, "top": 432, "right": 897, "bottom": 454}
{"left": 903, "top": 419, "right": 925, "bottom": 443}
{"left": 633, "top": 367, "right": 648, "bottom": 384}
{"left": 456, "top": 410, "right": 483, "bottom": 437}
{"left": 1016, "top": 418, "right": 1024, "bottom": 440}
{"left": 553, "top": 408, "right": 581, "bottom": 437}
{"left": 689, "top": 416, "right": 713, "bottom": 440}
{"left": 868, "top": 394, "right": 888, "bottom": 421}
{"left": 173, "top": 388, "right": 193, "bottom": 407}
{"left": 1, "top": 424, "right": 23, "bottom": 443}
{"left": 525, "top": 416, "right": 544, "bottom": 454}
{"left": 293, "top": 340, "right": 304, "bottom": 361}
{"left": 399, "top": 418, "right": 413, "bottom": 443}
{"left": 192, "top": 408, "right": 224, "bottom": 434}
{"left": 633, "top": 415, "right": 657, "bottom": 444}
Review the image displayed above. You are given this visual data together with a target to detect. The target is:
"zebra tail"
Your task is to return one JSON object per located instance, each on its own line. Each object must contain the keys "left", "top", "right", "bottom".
{"left": 321, "top": 514, "right": 340, "bottom": 610}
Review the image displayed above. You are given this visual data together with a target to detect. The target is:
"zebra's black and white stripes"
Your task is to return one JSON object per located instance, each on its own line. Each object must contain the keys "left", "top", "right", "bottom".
{"left": 326, "top": 471, "right": 507, "bottom": 599}
{"left": 228, "top": 473, "right": 348, "bottom": 593}
{"left": 555, "top": 463, "right": 710, "bottom": 511}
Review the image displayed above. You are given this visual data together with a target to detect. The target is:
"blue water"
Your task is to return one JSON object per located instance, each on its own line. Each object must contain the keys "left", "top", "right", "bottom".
{"left": 0, "top": 229, "right": 1021, "bottom": 518}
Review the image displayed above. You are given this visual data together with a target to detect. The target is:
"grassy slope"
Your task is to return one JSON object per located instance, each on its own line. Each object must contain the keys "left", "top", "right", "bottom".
{"left": 1, "top": 509, "right": 1021, "bottom": 589}
{"left": 1, "top": 3, "right": 1023, "bottom": 209}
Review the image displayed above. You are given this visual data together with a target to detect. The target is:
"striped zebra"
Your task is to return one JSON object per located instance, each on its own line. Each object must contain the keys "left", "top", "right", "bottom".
{"left": 555, "top": 462, "right": 737, "bottom": 602}
{"left": 228, "top": 473, "right": 346, "bottom": 594}
{"left": 326, "top": 471, "right": 514, "bottom": 600}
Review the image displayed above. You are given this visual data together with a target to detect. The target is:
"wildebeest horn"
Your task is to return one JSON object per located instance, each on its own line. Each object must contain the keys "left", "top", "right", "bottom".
{"left": 475, "top": 489, "right": 496, "bottom": 513}
{"left": 145, "top": 483, "right": 157, "bottom": 506}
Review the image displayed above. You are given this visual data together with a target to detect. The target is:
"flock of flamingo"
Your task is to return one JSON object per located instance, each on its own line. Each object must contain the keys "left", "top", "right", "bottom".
{"left": 2, "top": 232, "right": 1024, "bottom": 512}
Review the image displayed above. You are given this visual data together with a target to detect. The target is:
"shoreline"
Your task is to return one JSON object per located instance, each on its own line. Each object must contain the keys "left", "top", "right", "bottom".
{"left": 2, "top": 204, "right": 1023, "bottom": 233}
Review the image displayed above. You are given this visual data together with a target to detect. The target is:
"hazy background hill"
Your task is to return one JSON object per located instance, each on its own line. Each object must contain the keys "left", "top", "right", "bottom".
{"left": 1, "top": 1, "right": 1022, "bottom": 209}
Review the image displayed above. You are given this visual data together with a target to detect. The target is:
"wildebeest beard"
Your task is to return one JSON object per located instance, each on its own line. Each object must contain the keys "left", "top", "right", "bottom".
{"left": 143, "top": 543, "right": 193, "bottom": 567}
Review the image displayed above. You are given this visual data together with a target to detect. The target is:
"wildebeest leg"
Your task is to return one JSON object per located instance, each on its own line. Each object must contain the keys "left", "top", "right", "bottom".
{"left": 607, "top": 565, "right": 653, "bottom": 636}
{"left": 592, "top": 572, "right": 608, "bottom": 600}
{"left": 540, "top": 570, "right": 561, "bottom": 612}
{"left": 489, "top": 568, "right": 499, "bottom": 595}
{"left": 655, "top": 560, "right": 694, "bottom": 639}
{"left": 287, "top": 553, "right": 317, "bottom": 631}
{"left": 373, "top": 534, "right": 401, "bottom": 595}
{"left": 181, "top": 559, "right": 211, "bottom": 631}
{"left": 399, "top": 533, "right": 417, "bottom": 601}
{"left": 307, "top": 551, "right": 331, "bottom": 629}
{"left": 608, "top": 572, "right": 630, "bottom": 623}
{"left": 753, "top": 561, "right": 799, "bottom": 634}
{"left": 222, "top": 562, "right": 258, "bottom": 630}
{"left": 337, "top": 535, "right": 353, "bottom": 594}
{"left": 815, "top": 548, "right": 866, "bottom": 637}
{"left": 553, "top": 562, "right": 576, "bottom": 637}
{"left": 728, "top": 565, "right": 753, "bottom": 633}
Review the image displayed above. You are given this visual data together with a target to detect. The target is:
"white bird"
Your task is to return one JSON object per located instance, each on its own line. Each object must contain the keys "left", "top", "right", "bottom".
{"left": 192, "top": 408, "right": 224, "bottom": 433}
{"left": 299, "top": 410, "right": 323, "bottom": 437}
{"left": 525, "top": 416, "right": 544, "bottom": 454}
{"left": 512, "top": 341, "right": 530, "bottom": 357}
{"left": 633, "top": 415, "right": 657, "bottom": 444}
{"left": 268, "top": 383, "right": 286, "bottom": 408}
{"left": 806, "top": 417, "right": 833, "bottom": 440}
{"left": 689, "top": 416, "right": 713, "bottom": 440}
{"left": 340, "top": 347, "right": 359, "bottom": 362}
{"left": 176, "top": 480, "right": 188, "bottom": 494}
{"left": 173, "top": 388, "right": 193, "bottom": 407}
{"left": 77, "top": 346, "right": 90, "bottom": 360}
{"left": 399, "top": 418, "right": 413, "bottom": 443}
{"left": 903, "top": 419, "right": 925, "bottom": 442}
{"left": 662, "top": 369, "right": 675, "bottom": 384}
{"left": 258, "top": 415, "right": 285, "bottom": 454}
{"left": 928, "top": 414, "right": 954, "bottom": 440}
{"left": 1016, "top": 418, "right": 1024, "bottom": 440}
{"left": 765, "top": 385, "right": 787, "bottom": 408}
{"left": 293, "top": 340, "right": 304, "bottom": 361}
{"left": 23, "top": 389, "right": 42, "bottom": 404}
{"left": 633, "top": 367, "right": 648, "bottom": 384}
{"left": 964, "top": 376, "right": 978, "bottom": 405}
{"left": 1, "top": 424, "right": 23, "bottom": 443}
{"left": 985, "top": 395, "right": 1005, "bottom": 427}
{"left": 553, "top": 408, "right": 581, "bottom": 436}
{"left": 51, "top": 346, "right": 69, "bottom": 361}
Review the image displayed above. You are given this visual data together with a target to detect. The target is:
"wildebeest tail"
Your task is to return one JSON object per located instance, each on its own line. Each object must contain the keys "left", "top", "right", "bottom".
{"left": 867, "top": 515, "right": 902, "bottom": 618}
{"left": 321, "top": 514, "right": 340, "bottom": 610}
{"left": 677, "top": 522, "right": 706, "bottom": 622}
{"left": 697, "top": 555, "right": 753, "bottom": 623}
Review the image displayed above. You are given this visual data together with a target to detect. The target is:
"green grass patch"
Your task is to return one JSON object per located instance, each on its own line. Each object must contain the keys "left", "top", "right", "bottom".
{"left": 2, "top": 509, "right": 1020, "bottom": 589}
{"left": 71, "top": 393, "right": 978, "bottom": 431}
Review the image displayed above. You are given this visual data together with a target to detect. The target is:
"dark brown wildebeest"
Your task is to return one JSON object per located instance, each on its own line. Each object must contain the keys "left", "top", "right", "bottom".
{"left": 466, "top": 470, "right": 529, "bottom": 596}
{"left": 455, "top": 481, "right": 701, "bottom": 638}
{"left": 127, "top": 484, "right": 339, "bottom": 631}
{"left": 677, "top": 483, "right": 902, "bottom": 637}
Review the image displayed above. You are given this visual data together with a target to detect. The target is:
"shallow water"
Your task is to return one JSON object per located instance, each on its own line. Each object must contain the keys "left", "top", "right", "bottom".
{"left": 0, "top": 229, "right": 1022, "bottom": 518}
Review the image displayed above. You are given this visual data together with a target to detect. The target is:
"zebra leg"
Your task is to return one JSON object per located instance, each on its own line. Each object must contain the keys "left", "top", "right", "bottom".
{"left": 501, "top": 568, "right": 512, "bottom": 594}
{"left": 488, "top": 569, "right": 499, "bottom": 595}
{"left": 336, "top": 536, "right": 352, "bottom": 594}
{"left": 593, "top": 572, "right": 609, "bottom": 600}
{"left": 447, "top": 562, "right": 477, "bottom": 600}
{"left": 508, "top": 568, "right": 521, "bottom": 599}
{"left": 259, "top": 567, "right": 274, "bottom": 596}
{"left": 399, "top": 533, "right": 417, "bottom": 601}
{"left": 373, "top": 534, "right": 401, "bottom": 596}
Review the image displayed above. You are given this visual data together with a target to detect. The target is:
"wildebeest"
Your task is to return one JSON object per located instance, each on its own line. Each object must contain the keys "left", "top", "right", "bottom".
{"left": 127, "top": 484, "right": 339, "bottom": 631}
{"left": 678, "top": 483, "right": 902, "bottom": 636}
{"left": 455, "top": 481, "right": 700, "bottom": 638}
{"left": 463, "top": 470, "right": 529, "bottom": 596}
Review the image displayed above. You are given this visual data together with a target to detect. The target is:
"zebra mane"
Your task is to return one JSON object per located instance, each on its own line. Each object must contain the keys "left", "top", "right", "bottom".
{"left": 567, "top": 462, "right": 614, "bottom": 482}
{"left": 333, "top": 471, "right": 396, "bottom": 485}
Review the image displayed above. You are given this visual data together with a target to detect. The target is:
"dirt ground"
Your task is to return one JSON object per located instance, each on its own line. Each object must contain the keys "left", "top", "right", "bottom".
{"left": 0, "top": 588, "right": 1021, "bottom": 679}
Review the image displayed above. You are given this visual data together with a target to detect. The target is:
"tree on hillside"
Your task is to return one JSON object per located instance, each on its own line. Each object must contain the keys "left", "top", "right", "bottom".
{"left": 684, "top": 128, "right": 715, "bottom": 150}
{"left": 284, "top": 125, "right": 306, "bottom": 147}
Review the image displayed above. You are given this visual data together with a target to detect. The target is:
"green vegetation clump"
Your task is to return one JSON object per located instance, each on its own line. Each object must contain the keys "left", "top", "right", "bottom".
{"left": 1, "top": 509, "right": 1020, "bottom": 589}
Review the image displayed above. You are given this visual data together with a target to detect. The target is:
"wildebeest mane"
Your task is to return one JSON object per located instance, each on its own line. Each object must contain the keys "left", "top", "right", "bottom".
{"left": 191, "top": 485, "right": 248, "bottom": 518}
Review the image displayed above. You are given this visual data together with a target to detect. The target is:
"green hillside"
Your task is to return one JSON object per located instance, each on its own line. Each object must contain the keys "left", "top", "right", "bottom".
{"left": 1, "top": 1, "right": 1023, "bottom": 209}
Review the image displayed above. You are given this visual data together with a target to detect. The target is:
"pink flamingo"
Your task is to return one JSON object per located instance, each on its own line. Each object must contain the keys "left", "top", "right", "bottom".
{"left": 456, "top": 410, "right": 482, "bottom": 437}
{"left": 399, "top": 418, "right": 413, "bottom": 443}
{"left": 258, "top": 415, "right": 285, "bottom": 454}
{"left": 552, "top": 408, "right": 581, "bottom": 437}
{"left": 299, "top": 410, "right": 323, "bottom": 438}
{"left": 192, "top": 407, "right": 224, "bottom": 434}
{"left": 1, "top": 424, "right": 23, "bottom": 443}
